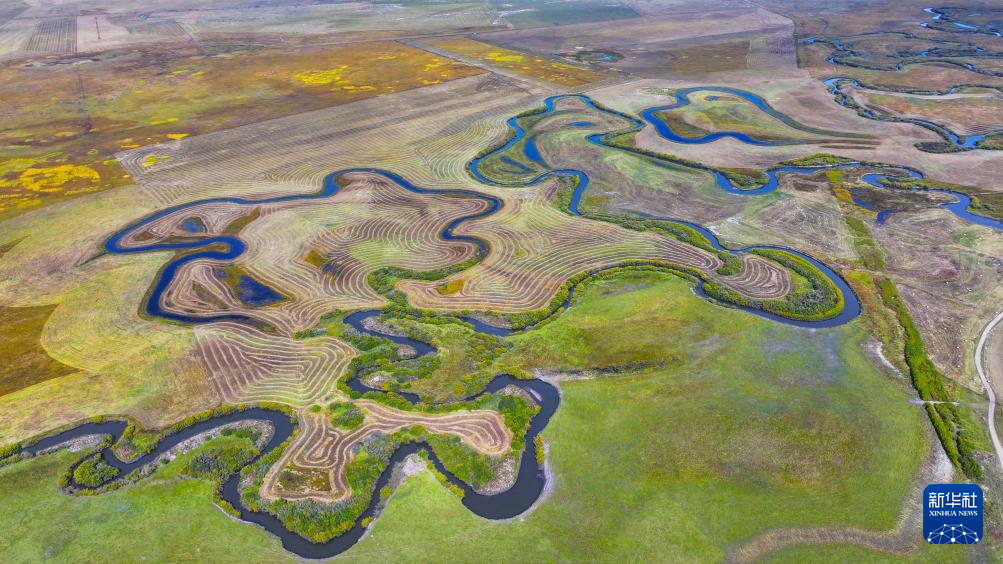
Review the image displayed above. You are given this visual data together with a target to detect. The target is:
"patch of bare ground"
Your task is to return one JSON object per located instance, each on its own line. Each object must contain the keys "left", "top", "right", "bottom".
{"left": 476, "top": 8, "right": 794, "bottom": 78}
{"left": 476, "top": 454, "right": 516, "bottom": 495}
{"left": 36, "top": 434, "right": 104, "bottom": 455}
{"left": 861, "top": 336, "right": 903, "bottom": 379}
{"left": 873, "top": 211, "right": 1003, "bottom": 387}
{"left": 360, "top": 315, "right": 408, "bottom": 338}
{"left": 729, "top": 430, "right": 952, "bottom": 561}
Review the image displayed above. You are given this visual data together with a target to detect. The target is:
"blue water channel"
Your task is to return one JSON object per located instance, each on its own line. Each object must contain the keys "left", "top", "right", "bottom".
{"left": 16, "top": 368, "right": 560, "bottom": 559}
{"left": 105, "top": 168, "right": 501, "bottom": 326}
{"left": 65, "top": 87, "right": 1003, "bottom": 555}
{"left": 639, "top": 86, "right": 812, "bottom": 146}
{"left": 823, "top": 77, "right": 1003, "bottom": 149}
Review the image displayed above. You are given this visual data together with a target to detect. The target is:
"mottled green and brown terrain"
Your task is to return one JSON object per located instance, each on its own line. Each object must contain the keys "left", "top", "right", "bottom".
{"left": 1, "top": 0, "right": 1002, "bottom": 561}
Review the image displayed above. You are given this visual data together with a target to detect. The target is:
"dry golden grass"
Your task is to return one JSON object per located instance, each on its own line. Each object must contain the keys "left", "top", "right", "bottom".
{"left": 0, "top": 41, "right": 482, "bottom": 218}
{"left": 423, "top": 37, "right": 607, "bottom": 87}
{"left": 0, "top": 305, "right": 77, "bottom": 396}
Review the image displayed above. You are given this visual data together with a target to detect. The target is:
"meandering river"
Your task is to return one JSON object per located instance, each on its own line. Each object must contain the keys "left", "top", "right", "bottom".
{"left": 20, "top": 86, "right": 1003, "bottom": 557}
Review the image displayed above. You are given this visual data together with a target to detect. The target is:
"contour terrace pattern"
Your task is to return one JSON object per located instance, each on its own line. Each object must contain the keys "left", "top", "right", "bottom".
{"left": 115, "top": 171, "right": 487, "bottom": 335}
{"left": 398, "top": 178, "right": 791, "bottom": 311}
{"left": 263, "top": 402, "right": 511, "bottom": 502}
{"left": 195, "top": 322, "right": 354, "bottom": 405}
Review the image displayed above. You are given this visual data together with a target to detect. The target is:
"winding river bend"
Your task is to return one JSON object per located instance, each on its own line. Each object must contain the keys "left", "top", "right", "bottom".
{"left": 640, "top": 86, "right": 861, "bottom": 146}
{"left": 15, "top": 333, "right": 559, "bottom": 559}
{"left": 15, "top": 86, "right": 1002, "bottom": 556}
{"left": 923, "top": 7, "right": 1003, "bottom": 38}
{"left": 470, "top": 93, "right": 1003, "bottom": 230}
{"left": 104, "top": 168, "right": 502, "bottom": 326}
{"left": 806, "top": 30, "right": 1003, "bottom": 78}
{"left": 824, "top": 77, "right": 1003, "bottom": 151}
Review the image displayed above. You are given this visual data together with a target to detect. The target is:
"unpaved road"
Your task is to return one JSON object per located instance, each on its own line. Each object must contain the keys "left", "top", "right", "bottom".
{"left": 975, "top": 310, "right": 1003, "bottom": 472}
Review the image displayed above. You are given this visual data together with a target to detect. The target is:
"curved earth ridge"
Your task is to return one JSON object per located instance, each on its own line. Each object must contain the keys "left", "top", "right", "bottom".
{"left": 105, "top": 168, "right": 501, "bottom": 326}
{"left": 108, "top": 174, "right": 854, "bottom": 327}
{"left": 824, "top": 76, "right": 1003, "bottom": 151}
{"left": 10, "top": 373, "right": 558, "bottom": 559}
{"left": 639, "top": 86, "right": 863, "bottom": 145}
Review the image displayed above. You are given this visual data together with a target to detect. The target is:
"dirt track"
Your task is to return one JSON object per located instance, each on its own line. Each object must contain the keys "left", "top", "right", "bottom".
{"left": 976, "top": 310, "right": 1003, "bottom": 471}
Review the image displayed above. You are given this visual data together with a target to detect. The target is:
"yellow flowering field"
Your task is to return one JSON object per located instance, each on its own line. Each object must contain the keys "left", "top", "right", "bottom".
{"left": 424, "top": 37, "right": 607, "bottom": 87}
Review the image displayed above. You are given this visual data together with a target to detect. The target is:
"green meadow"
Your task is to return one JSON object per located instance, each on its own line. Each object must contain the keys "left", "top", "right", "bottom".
{"left": 1, "top": 271, "right": 930, "bottom": 561}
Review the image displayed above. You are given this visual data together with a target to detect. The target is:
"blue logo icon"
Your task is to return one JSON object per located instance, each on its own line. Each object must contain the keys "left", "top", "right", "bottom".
{"left": 923, "top": 484, "right": 983, "bottom": 544}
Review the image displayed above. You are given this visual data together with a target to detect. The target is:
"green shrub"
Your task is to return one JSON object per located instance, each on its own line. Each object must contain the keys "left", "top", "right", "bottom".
{"left": 73, "top": 456, "right": 119, "bottom": 488}
{"left": 183, "top": 439, "right": 259, "bottom": 482}
{"left": 878, "top": 277, "right": 982, "bottom": 478}
{"left": 0, "top": 442, "right": 20, "bottom": 460}
{"left": 328, "top": 402, "right": 365, "bottom": 430}
{"left": 778, "top": 153, "right": 856, "bottom": 167}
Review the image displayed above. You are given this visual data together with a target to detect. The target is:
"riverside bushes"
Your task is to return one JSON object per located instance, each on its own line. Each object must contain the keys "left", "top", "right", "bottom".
{"left": 878, "top": 278, "right": 982, "bottom": 478}
{"left": 243, "top": 423, "right": 515, "bottom": 543}
{"left": 0, "top": 442, "right": 20, "bottom": 460}
{"left": 779, "top": 153, "right": 857, "bottom": 167}
{"left": 328, "top": 402, "right": 365, "bottom": 430}
{"left": 72, "top": 456, "right": 119, "bottom": 487}
{"left": 183, "top": 440, "right": 259, "bottom": 482}
{"left": 426, "top": 434, "right": 495, "bottom": 487}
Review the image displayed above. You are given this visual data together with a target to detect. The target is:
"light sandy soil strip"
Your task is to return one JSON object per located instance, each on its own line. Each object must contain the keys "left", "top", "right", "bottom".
{"left": 976, "top": 310, "right": 1003, "bottom": 471}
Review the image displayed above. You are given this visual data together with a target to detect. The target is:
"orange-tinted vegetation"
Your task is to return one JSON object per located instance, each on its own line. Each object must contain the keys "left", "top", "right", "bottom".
{"left": 0, "top": 305, "right": 77, "bottom": 396}
{"left": 0, "top": 41, "right": 482, "bottom": 218}
{"left": 423, "top": 37, "right": 607, "bottom": 86}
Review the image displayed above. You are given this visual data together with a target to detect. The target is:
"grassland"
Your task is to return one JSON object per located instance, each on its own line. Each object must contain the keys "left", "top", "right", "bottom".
{"left": 648, "top": 89, "right": 856, "bottom": 144}
{"left": 0, "top": 305, "right": 77, "bottom": 396}
{"left": 850, "top": 87, "right": 1003, "bottom": 137}
{"left": 761, "top": 542, "right": 971, "bottom": 563}
{"left": 421, "top": 37, "right": 608, "bottom": 87}
{"left": 0, "top": 446, "right": 287, "bottom": 561}
{"left": 0, "top": 271, "right": 928, "bottom": 560}
{"left": 352, "top": 271, "right": 930, "bottom": 559}
{"left": 0, "top": 41, "right": 481, "bottom": 217}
